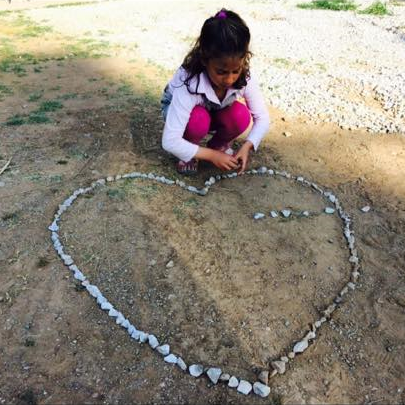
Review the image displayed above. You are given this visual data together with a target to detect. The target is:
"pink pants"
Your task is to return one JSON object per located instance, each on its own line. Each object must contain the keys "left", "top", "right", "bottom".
{"left": 184, "top": 100, "right": 251, "bottom": 150}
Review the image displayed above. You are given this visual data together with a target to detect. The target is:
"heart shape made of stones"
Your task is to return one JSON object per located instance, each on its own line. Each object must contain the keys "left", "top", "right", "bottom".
{"left": 48, "top": 167, "right": 360, "bottom": 398}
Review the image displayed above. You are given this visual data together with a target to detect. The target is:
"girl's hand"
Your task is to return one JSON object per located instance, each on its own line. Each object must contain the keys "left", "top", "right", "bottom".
{"left": 210, "top": 150, "right": 240, "bottom": 171}
{"left": 234, "top": 141, "right": 253, "bottom": 174}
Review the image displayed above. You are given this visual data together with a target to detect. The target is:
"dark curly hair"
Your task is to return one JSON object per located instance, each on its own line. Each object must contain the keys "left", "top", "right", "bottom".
{"left": 182, "top": 8, "right": 252, "bottom": 94}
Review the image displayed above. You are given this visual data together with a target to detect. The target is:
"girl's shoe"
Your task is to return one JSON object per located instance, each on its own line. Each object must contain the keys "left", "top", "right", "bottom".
{"left": 176, "top": 159, "right": 198, "bottom": 175}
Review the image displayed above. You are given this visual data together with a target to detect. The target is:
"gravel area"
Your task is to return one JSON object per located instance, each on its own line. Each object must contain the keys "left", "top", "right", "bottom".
{"left": 25, "top": 0, "right": 405, "bottom": 134}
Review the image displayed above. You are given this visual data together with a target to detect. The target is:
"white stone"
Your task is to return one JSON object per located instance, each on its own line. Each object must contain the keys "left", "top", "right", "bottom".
{"left": 293, "top": 340, "right": 309, "bottom": 353}
{"left": 131, "top": 330, "right": 141, "bottom": 340}
{"left": 253, "top": 212, "right": 265, "bottom": 220}
{"left": 96, "top": 294, "right": 107, "bottom": 305}
{"left": 86, "top": 284, "right": 101, "bottom": 298}
{"left": 139, "top": 332, "right": 148, "bottom": 343}
{"left": 189, "top": 364, "right": 204, "bottom": 377}
{"left": 361, "top": 205, "right": 371, "bottom": 212}
{"left": 328, "top": 194, "right": 336, "bottom": 203}
{"left": 127, "top": 325, "right": 135, "bottom": 335}
{"left": 73, "top": 270, "right": 85, "bottom": 281}
{"left": 101, "top": 301, "right": 112, "bottom": 311}
{"left": 268, "top": 169, "right": 274, "bottom": 175}
{"left": 271, "top": 360, "right": 286, "bottom": 374}
{"left": 302, "top": 210, "right": 310, "bottom": 217}
{"left": 228, "top": 376, "right": 239, "bottom": 388}
{"left": 270, "top": 210, "right": 278, "bottom": 218}
{"left": 48, "top": 221, "right": 59, "bottom": 232}
{"left": 157, "top": 344, "right": 170, "bottom": 355}
{"left": 209, "top": 176, "right": 216, "bottom": 185}
{"left": 116, "top": 313, "right": 125, "bottom": 325}
{"left": 69, "top": 264, "right": 79, "bottom": 272}
{"left": 108, "top": 308, "right": 119, "bottom": 318}
{"left": 281, "top": 209, "right": 291, "bottom": 218}
{"left": 148, "top": 334, "right": 159, "bottom": 349}
{"left": 176, "top": 357, "right": 187, "bottom": 371}
{"left": 207, "top": 367, "right": 222, "bottom": 384}
{"left": 253, "top": 382, "right": 271, "bottom": 398}
{"left": 258, "top": 166, "right": 267, "bottom": 174}
{"left": 62, "top": 254, "right": 73, "bottom": 266}
{"left": 325, "top": 207, "right": 335, "bottom": 214}
{"left": 164, "top": 354, "right": 177, "bottom": 364}
{"left": 187, "top": 186, "right": 198, "bottom": 193}
{"left": 219, "top": 373, "right": 230, "bottom": 382}
{"left": 237, "top": 380, "right": 252, "bottom": 395}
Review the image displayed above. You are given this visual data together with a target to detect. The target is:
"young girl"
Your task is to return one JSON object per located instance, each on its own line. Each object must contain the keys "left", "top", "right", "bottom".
{"left": 161, "top": 8, "right": 270, "bottom": 175}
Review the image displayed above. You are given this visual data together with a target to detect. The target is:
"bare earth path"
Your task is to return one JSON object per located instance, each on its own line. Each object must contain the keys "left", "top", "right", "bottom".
{"left": 0, "top": 1, "right": 405, "bottom": 404}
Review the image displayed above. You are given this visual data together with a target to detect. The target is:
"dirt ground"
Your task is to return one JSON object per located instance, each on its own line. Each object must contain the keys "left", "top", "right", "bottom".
{"left": 1, "top": 1, "right": 405, "bottom": 404}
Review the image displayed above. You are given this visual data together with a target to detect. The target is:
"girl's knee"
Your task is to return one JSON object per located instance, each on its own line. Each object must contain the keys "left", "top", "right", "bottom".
{"left": 217, "top": 100, "right": 251, "bottom": 136}
{"left": 184, "top": 105, "right": 211, "bottom": 143}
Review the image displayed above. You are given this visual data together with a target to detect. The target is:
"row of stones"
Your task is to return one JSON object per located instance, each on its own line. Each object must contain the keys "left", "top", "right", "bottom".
{"left": 253, "top": 206, "right": 336, "bottom": 220}
{"left": 48, "top": 167, "right": 360, "bottom": 398}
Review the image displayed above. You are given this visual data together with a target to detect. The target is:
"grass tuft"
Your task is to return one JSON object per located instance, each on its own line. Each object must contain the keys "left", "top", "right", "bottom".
{"left": 297, "top": 0, "right": 357, "bottom": 10}
{"left": 359, "top": 1, "right": 391, "bottom": 14}
{"left": 5, "top": 115, "right": 25, "bottom": 126}
{"left": 37, "top": 100, "right": 63, "bottom": 112}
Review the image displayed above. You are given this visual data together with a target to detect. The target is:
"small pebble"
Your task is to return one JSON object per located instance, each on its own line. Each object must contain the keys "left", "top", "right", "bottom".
{"left": 253, "top": 212, "right": 265, "bottom": 220}
{"left": 189, "top": 364, "right": 204, "bottom": 377}
{"left": 166, "top": 260, "right": 174, "bottom": 268}
{"left": 176, "top": 357, "right": 187, "bottom": 371}
{"left": 258, "top": 370, "right": 269, "bottom": 385}
{"left": 271, "top": 360, "right": 286, "bottom": 374}
{"left": 293, "top": 340, "right": 309, "bottom": 353}
{"left": 157, "top": 344, "right": 170, "bottom": 356}
{"left": 219, "top": 373, "right": 230, "bottom": 382}
{"left": 253, "top": 382, "right": 271, "bottom": 398}
{"left": 228, "top": 376, "right": 239, "bottom": 388}
{"left": 164, "top": 354, "right": 177, "bottom": 364}
{"left": 361, "top": 205, "right": 371, "bottom": 213}
{"left": 148, "top": 335, "right": 159, "bottom": 349}
{"left": 207, "top": 367, "right": 222, "bottom": 384}
{"left": 283, "top": 131, "right": 292, "bottom": 137}
{"left": 237, "top": 380, "right": 253, "bottom": 395}
{"left": 270, "top": 210, "right": 278, "bottom": 218}
{"left": 281, "top": 209, "right": 291, "bottom": 218}
{"left": 325, "top": 207, "right": 335, "bottom": 214}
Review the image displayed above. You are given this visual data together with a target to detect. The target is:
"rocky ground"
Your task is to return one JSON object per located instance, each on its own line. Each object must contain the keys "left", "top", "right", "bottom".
{"left": 1, "top": 0, "right": 405, "bottom": 404}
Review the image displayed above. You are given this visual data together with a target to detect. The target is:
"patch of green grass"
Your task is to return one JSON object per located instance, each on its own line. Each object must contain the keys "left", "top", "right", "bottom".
{"left": 107, "top": 188, "right": 126, "bottom": 200}
{"left": 28, "top": 91, "right": 44, "bottom": 102}
{"left": 37, "top": 100, "right": 63, "bottom": 112}
{"left": 26, "top": 173, "right": 43, "bottom": 182}
{"left": 58, "top": 93, "right": 78, "bottom": 100}
{"left": 49, "top": 174, "right": 63, "bottom": 183}
{"left": 315, "top": 62, "right": 327, "bottom": 71}
{"left": 359, "top": 1, "right": 391, "bottom": 14}
{"left": 27, "top": 111, "right": 51, "bottom": 124}
{"left": 65, "top": 38, "right": 110, "bottom": 59}
{"left": 5, "top": 115, "right": 25, "bottom": 126}
{"left": 297, "top": 0, "right": 357, "bottom": 10}
{"left": 273, "top": 58, "right": 291, "bottom": 67}
{"left": 13, "top": 15, "right": 53, "bottom": 37}
{"left": 1, "top": 211, "right": 19, "bottom": 224}
{"left": 0, "top": 84, "right": 13, "bottom": 100}
{"left": 45, "top": 1, "right": 101, "bottom": 8}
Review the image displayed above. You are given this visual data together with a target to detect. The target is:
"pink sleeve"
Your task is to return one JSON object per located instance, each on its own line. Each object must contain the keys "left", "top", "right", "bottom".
{"left": 244, "top": 74, "right": 271, "bottom": 150}
{"left": 161, "top": 84, "right": 199, "bottom": 162}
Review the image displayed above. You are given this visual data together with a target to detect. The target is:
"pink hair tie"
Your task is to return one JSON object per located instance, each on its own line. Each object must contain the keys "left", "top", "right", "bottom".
{"left": 216, "top": 10, "right": 227, "bottom": 19}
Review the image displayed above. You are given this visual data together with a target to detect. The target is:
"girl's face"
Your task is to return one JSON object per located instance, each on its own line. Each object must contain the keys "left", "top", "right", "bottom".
{"left": 205, "top": 56, "right": 244, "bottom": 91}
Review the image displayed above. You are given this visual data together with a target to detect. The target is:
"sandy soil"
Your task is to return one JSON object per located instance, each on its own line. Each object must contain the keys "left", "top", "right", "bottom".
{"left": 1, "top": 1, "right": 405, "bottom": 404}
